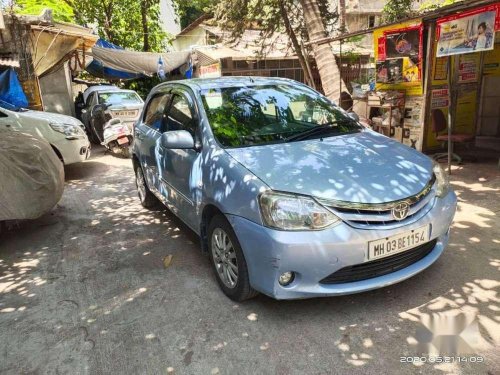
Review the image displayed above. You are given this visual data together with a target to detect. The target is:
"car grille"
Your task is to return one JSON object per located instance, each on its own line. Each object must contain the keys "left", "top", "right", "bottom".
{"left": 318, "top": 176, "right": 436, "bottom": 229}
{"left": 319, "top": 239, "right": 438, "bottom": 285}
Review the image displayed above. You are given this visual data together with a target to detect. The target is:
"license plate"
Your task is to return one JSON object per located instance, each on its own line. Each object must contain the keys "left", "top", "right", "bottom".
{"left": 114, "top": 111, "right": 136, "bottom": 117}
{"left": 367, "top": 225, "right": 430, "bottom": 261}
{"left": 117, "top": 137, "right": 129, "bottom": 145}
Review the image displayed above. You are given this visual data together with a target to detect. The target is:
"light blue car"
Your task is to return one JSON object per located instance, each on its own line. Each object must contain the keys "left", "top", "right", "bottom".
{"left": 132, "top": 77, "right": 456, "bottom": 301}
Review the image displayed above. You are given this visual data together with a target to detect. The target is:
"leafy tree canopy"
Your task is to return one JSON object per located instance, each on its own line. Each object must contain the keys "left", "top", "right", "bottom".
{"left": 13, "top": 0, "right": 75, "bottom": 23}
{"left": 11, "top": 0, "right": 169, "bottom": 52}
{"left": 419, "top": 0, "right": 461, "bottom": 12}
{"left": 382, "top": 0, "right": 414, "bottom": 23}
{"left": 172, "top": 0, "right": 213, "bottom": 29}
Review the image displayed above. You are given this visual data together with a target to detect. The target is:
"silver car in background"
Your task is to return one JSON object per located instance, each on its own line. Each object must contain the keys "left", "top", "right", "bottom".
{"left": 79, "top": 86, "right": 143, "bottom": 142}
{"left": 132, "top": 77, "right": 457, "bottom": 301}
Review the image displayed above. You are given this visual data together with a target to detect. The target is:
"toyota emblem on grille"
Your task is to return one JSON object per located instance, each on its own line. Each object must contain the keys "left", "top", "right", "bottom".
{"left": 392, "top": 201, "right": 410, "bottom": 221}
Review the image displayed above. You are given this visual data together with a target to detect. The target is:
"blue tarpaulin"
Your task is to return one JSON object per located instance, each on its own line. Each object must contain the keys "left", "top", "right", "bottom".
{"left": 0, "top": 68, "right": 28, "bottom": 109}
{"left": 86, "top": 39, "right": 143, "bottom": 80}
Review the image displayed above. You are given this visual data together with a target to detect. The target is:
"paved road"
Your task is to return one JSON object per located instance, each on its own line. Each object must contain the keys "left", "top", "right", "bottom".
{"left": 1, "top": 148, "right": 499, "bottom": 374}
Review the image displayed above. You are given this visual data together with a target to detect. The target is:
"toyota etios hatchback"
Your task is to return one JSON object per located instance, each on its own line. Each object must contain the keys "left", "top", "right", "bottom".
{"left": 132, "top": 77, "right": 456, "bottom": 301}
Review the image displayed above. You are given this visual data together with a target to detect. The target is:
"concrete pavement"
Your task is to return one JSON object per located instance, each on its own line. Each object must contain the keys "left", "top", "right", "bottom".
{"left": 1, "top": 148, "right": 499, "bottom": 374}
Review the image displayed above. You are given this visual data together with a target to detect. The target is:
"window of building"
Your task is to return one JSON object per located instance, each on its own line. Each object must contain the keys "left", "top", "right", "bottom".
{"left": 368, "top": 15, "right": 376, "bottom": 28}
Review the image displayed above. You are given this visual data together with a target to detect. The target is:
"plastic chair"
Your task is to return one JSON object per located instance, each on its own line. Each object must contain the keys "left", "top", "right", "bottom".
{"left": 431, "top": 109, "right": 474, "bottom": 163}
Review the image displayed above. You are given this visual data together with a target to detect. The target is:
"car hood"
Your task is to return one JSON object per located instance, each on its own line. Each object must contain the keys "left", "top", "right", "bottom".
{"left": 225, "top": 131, "right": 434, "bottom": 204}
{"left": 21, "top": 110, "right": 83, "bottom": 126}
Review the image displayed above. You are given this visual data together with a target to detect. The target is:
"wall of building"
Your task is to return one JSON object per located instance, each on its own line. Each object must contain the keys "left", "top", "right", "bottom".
{"left": 171, "top": 26, "right": 209, "bottom": 51}
{"left": 39, "top": 63, "right": 74, "bottom": 116}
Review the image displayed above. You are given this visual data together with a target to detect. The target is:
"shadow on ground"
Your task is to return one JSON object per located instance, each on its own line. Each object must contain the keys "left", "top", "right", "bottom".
{"left": 0, "top": 152, "right": 498, "bottom": 374}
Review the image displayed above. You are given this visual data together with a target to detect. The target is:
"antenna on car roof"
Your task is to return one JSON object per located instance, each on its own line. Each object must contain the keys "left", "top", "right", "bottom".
{"left": 249, "top": 77, "right": 255, "bottom": 83}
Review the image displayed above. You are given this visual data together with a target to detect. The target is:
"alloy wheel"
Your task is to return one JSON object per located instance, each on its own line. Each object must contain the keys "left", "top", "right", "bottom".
{"left": 211, "top": 228, "right": 238, "bottom": 288}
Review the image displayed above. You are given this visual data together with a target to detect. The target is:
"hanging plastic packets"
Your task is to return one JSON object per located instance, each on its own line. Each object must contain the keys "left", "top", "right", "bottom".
{"left": 157, "top": 56, "right": 166, "bottom": 80}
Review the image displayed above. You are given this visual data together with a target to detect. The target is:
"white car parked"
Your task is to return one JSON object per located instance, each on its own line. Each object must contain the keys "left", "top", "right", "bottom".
{"left": 0, "top": 104, "right": 90, "bottom": 165}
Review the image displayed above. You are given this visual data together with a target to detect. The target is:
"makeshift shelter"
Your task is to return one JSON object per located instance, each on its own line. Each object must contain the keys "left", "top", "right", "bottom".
{"left": 0, "top": 10, "right": 97, "bottom": 115}
{"left": 86, "top": 39, "right": 143, "bottom": 80}
{"left": 90, "top": 46, "right": 190, "bottom": 76}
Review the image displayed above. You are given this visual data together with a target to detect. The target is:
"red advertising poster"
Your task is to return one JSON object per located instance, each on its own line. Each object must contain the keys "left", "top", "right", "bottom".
{"left": 377, "top": 36, "right": 386, "bottom": 61}
{"left": 437, "top": 3, "right": 500, "bottom": 31}
{"left": 383, "top": 24, "right": 423, "bottom": 80}
{"left": 384, "top": 25, "right": 423, "bottom": 61}
{"left": 436, "top": 3, "right": 500, "bottom": 56}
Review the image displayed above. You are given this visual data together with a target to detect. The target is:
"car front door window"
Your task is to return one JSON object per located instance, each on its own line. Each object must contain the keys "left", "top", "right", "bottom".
{"left": 143, "top": 93, "right": 171, "bottom": 132}
{"left": 164, "top": 94, "right": 195, "bottom": 135}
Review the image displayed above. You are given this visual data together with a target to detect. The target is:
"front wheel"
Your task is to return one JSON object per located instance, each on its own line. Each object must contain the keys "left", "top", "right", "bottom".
{"left": 208, "top": 215, "right": 258, "bottom": 301}
{"left": 135, "top": 166, "right": 158, "bottom": 209}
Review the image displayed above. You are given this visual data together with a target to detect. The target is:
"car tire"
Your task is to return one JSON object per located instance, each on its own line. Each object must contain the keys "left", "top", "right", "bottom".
{"left": 121, "top": 147, "right": 131, "bottom": 159}
{"left": 208, "top": 215, "right": 258, "bottom": 301}
{"left": 135, "top": 165, "right": 158, "bottom": 209}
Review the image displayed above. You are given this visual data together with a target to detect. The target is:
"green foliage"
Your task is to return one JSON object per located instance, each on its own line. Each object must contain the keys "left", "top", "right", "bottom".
{"left": 382, "top": 0, "right": 414, "bottom": 23}
{"left": 122, "top": 75, "right": 163, "bottom": 99}
{"left": 69, "top": 0, "right": 169, "bottom": 52}
{"left": 419, "top": 0, "right": 461, "bottom": 11}
{"left": 14, "top": 0, "right": 75, "bottom": 23}
{"left": 172, "top": 0, "right": 213, "bottom": 29}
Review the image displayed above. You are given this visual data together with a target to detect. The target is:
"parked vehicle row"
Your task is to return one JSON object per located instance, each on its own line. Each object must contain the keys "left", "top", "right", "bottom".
{"left": 132, "top": 77, "right": 457, "bottom": 301}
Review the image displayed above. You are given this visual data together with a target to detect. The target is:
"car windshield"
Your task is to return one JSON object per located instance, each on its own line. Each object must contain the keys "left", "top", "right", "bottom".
{"left": 200, "top": 84, "right": 361, "bottom": 148}
{"left": 98, "top": 92, "right": 142, "bottom": 106}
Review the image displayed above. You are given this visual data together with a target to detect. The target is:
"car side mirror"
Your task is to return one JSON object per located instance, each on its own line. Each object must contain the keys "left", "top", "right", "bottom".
{"left": 348, "top": 112, "right": 359, "bottom": 122}
{"left": 160, "top": 130, "right": 195, "bottom": 149}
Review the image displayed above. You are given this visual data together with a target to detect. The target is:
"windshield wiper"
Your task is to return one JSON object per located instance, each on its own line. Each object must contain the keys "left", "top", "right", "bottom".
{"left": 283, "top": 120, "right": 355, "bottom": 143}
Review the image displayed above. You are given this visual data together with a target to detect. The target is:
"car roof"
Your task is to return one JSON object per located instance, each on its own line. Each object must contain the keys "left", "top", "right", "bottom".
{"left": 82, "top": 85, "right": 120, "bottom": 102}
{"left": 155, "top": 76, "right": 306, "bottom": 92}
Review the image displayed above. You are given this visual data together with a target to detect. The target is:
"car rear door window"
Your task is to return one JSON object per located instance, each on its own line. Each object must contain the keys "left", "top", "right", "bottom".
{"left": 164, "top": 94, "right": 195, "bottom": 135}
{"left": 143, "top": 93, "right": 171, "bottom": 131}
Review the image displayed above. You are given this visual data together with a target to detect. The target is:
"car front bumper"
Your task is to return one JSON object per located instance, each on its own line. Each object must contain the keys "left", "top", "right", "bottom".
{"left": 227, "top": 190, "right": 457, "bottom": 300}
{"left": 53, "top": 137, "right": 91, "bottom": 165}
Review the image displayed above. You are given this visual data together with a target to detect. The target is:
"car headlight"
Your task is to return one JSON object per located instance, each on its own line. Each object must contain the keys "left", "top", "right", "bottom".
{"left": 432, "top": 161, "right": 450, "bottom": 198}
{"left": 49, "top": 122, "right": 85, "bottom": 139}
{"left": 259, "top": 191, "right": 341, "bottom": 230}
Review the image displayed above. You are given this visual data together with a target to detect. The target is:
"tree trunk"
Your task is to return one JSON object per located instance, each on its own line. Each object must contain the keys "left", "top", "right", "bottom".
{"left": 299, "top": 0, "right": 346, "bottom": 102}
{"left": 101, "top": 0, "right": 115, "bottom": 42}
{"left": 338, "top": 0, "right": 347, "bottom": 33}
{"left": 277, "top": 0, "right": 316, "bottom": 89}
{"left": 141, "top": 0, "right": 150, "bottom": 52}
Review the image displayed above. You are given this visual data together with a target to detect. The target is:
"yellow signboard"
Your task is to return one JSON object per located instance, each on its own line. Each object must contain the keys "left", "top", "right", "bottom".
{"left": 373, "top": 20, "right": 424, "bottom": 96}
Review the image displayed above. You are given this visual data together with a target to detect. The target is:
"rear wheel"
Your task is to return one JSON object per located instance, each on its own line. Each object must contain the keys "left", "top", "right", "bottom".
{"left": 121, "top": 147, "right": 131, "bottom": 159}
{"left": 208, "top": 215, "right": 258, "bottom": 301}
{"left": 135, "top": 166, "right": 158, "bottom": 209}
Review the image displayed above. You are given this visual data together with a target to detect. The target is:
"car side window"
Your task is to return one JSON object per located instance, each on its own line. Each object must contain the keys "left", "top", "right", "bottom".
{"left": 0, "top": 110, "right": 7, "bottom": 118}
{"left": 164, "top": 94, "right": 195, "bottom": 135}
{"left": 86, "top": 92, "right": 95, "bottom": 107}
{"left": 143, "top": 93, "right": 171, "bottom": 131}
